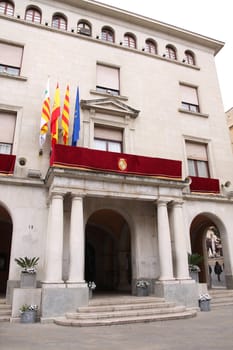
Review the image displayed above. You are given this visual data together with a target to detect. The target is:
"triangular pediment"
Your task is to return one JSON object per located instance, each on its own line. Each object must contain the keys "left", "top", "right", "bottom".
{"left": 80, "top": 98, "right": 140, "bottom": 118}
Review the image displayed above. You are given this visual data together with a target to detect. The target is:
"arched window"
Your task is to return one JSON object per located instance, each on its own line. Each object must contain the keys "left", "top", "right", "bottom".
{"left": 77, "top": 20, "right": 91, "bottom": 36}
{"left": 25, "top": 6, "right": 41, "bottom": 23}
{"left": 145, "top": 39, "right": 157, "bottom": 54}
{"left": 52, "top": 13, "right": 67, "bottom": 30}
{"left": 0, "top": 1, "right": 14, "bottom": 16}
{"left": 101, "top": 26, "right": 114, "bottom": 43}
{"left": 165, "top": 45, "right": 177, "bottom": 60}
{"left": 123, "top": 33, "right": 136, "bottom": 49}
{"left": 185, "top": 50, "right": 195, "bottom": 65}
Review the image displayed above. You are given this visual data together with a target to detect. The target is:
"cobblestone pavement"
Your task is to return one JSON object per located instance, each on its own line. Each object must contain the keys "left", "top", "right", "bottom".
{"left": 0, "top": 305, "right": 233, "bottom": 350}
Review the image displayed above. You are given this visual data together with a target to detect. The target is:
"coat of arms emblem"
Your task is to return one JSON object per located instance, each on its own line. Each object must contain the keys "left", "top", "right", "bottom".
{"left": 118, "top": 158, "right": 127, "bottom": 171}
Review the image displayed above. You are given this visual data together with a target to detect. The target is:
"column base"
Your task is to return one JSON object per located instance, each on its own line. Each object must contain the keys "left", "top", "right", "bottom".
{"left": 154, "top": 279, "right": 198, "bottom": 308}
{"left": 66, "top": 281, "right": 87, "bottom": 288}
{"left": 41, "top": 285, "right": 88, "bottom": 318}
{"left": 41, "top": 281, "right": 65, "bottom": 288}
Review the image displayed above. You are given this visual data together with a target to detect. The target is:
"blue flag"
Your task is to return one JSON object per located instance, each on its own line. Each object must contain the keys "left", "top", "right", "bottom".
{"left": 72, "top": 87, "right": 80, "bottom": 146}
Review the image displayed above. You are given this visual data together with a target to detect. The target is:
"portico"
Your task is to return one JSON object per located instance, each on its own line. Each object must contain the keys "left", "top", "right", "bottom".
{"left": 39, "top": 146, "right": 197, "bottom": 317}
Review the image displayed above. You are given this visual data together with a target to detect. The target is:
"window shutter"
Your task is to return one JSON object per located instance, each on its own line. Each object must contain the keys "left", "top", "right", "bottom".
{"left": 95, "top": 126, "right": 122, "bottom": 141}
{"left": 186, "top": 141, "right": 207, "bottom": 161}
{"left": 0, "top": 43, "right": 23, "bottom": 67}
{"left": 180, "top": 85, "right": 198, "bottom": 105}
{"left": 96, "top": 64, "right": 119, "bottom": 90}
{"left": 0, "top": 112, "right": 16, "bottom": 143}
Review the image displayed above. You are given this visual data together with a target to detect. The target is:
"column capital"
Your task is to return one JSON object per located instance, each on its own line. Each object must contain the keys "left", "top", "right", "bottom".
{"left": 156, "top": 197, "right": 171, "bottom": 206}
{"left": 170, "top": 199, "right": 184, "bottom": 208}
{"left": 70, "top": 192, "right": 85, "bottom": 199}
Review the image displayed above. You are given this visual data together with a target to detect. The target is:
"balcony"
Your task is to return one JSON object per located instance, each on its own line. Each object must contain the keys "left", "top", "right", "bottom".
{"left": 50, "top": 144, "right": 182, "bottom": 180}
{"left": 0, "top": 153, "right": 16, "bottom": 175}
{"left": 190, "top": 176, "right": 220, "bottom": 194}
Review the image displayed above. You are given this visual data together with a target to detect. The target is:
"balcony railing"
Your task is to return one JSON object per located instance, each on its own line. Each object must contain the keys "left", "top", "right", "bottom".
{"left": 0, "top": 153, "right": 16, "bottom": 175}
{"left": 50, "top": 144, "right": 182, "bottom": 180}
{"left": 190, "top": 176, "right": 220, "bottom": 194}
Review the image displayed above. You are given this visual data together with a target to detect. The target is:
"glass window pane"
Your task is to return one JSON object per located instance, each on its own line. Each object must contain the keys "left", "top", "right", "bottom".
{"left": 0, "top": 143, "right": 11, "bottom": 154}
{"left": 108, "top": 141, "right": 121, "bottom": 153}
{"left": 197, "top": 161, "right": 209, "bottom": 178}
{"left": 188, "top": 159, "right": 196, "bottom": 176}
{"left": 94, "top": 139, "right": 106, "bottom": 151}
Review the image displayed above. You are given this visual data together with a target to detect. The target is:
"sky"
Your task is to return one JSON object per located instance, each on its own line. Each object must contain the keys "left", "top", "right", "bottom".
{"left": 96, "top": 0, "right": 233, "bottom": 111}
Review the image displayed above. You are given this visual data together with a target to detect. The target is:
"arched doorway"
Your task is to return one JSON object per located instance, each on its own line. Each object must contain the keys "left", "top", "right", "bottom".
{"left": 190, "top": 213, "right": 225, "bottom": 289}
{"left": 85, "top": 209, "right": 131, "bottom": 293}
{"left": 0, "top": 205, "right": 12, "bottom": 295}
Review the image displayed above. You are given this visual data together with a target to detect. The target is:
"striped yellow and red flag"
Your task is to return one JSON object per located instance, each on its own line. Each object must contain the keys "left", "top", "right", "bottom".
{"left": 39, "top": 79, "right": 50, "bottom": 148}
{"left": 51, "top": 83, "right": 60, "bottom": 146}
{"left": 61, "top": 85, "right": 70, "bottom": 145}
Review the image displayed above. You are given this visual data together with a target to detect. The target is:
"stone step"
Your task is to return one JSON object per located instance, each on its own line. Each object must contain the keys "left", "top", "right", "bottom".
{"left": 77, "top": 301, "right": 176, "bottom": 313}
{"left": 0, "top": 309, "right": 11, "bottom": 316}
{"left": 88, "top": 296, "right": 164, "bottom": 306}
{"left": 208, "top": 289, "right": 233, "bottom": 308}
{"left": 0, "top": 315, "right": 11, "bottom": 322}
{"left": 0, "top": 299, "right": 12, "bottom": 321}
{"left": 67, "top": 305, "right": 186, "bottom": 320}
{"left": 54, "top": 310, "right": 197, "bottom": 327}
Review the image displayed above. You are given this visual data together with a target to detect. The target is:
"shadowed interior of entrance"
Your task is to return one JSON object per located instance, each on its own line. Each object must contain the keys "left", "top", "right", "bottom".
{"left": 0, "top": 206, "right": 12, "bottom": 295}
{"left": 85, "top": 209, "right": 131, "bottom": 293}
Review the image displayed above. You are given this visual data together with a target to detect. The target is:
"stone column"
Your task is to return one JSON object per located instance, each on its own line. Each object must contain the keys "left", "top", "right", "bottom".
{"left": 157, "top": 199, "right": 174, "bottom": 280}
{"left": 172, "top": 201, "right": 190, "bottom": 279}
{"left": 43, "top": 193, "right": 64, "bottom": 284}
{"left": 67, "top": 195, "right": 85, "bottom": 285}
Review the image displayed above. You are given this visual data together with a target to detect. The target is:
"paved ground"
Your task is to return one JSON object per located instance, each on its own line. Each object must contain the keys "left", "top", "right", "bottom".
{"left": 0, "top": 305, "right": 233, "bottom": 350}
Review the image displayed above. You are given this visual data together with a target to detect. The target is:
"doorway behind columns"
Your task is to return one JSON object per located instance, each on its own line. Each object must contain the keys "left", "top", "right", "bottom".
{"left": 85, "top": 209, "right": 132, "bottom": 293}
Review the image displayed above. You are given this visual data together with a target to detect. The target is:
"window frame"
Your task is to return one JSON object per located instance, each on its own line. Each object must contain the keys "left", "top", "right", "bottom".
{"left": 96, "top": 63, "right": 120, "bottom": 96}
{"left": 0, "top": 1, "right": 14, "bottom": 16}
{"left": 186, "top": 141, "right": 210, "bottom": 178}
{"left": 52, "top": 13, "right": 67, "bottom": 30}
{"left": 185, "top": 50, "right": 195, "bottom": 65}
{"left": 123, "top": 33, "right": 136, "bottom": 49}
{"left": 101, "top": 26, "right": 114, "bottom": 43}
{"left": 0, "top": 110, "right": 17, "bottom": 155}
{"left": 94, "top": 125, "right": 123, "bottom": 153}
{"left": 0, "top": 42, "right": 23, "bottom": 77}
{"left": 77, "top": 20, "right": 91, "bottom": 36}
{"left": 25, "top": 6, "right": 42, "bottom": 23}
{"left": 180, "top": 84, "right": 200, "bottom": 113}
{"left": 165, "top": 45, "right": 177, "bottom": 60}
{"left": 145, "top": 39, "right": 157, "bottom": 54}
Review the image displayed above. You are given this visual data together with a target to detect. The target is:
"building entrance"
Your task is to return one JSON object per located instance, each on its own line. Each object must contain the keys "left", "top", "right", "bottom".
{"left": 0, "top": 206, "right": 12, "bottom": 295}
{"left": 85, "top": 209, "right": 131, "bottom": 293}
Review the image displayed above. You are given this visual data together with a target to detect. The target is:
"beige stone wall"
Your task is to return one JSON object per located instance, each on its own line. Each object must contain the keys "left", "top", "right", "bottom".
{"left": 1, "top": 0, "right": 233, "bottom": 289}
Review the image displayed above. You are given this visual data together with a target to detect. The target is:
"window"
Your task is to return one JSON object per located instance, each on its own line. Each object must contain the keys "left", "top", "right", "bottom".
{"left": 0, "top": 42, "right": 23, "bottom": 76}
{"left": 0, "top": 1, "right": 14, "bottom": 16}
{"left": 101, "top": 26, "right": 114, "bottom": 43}
{"left": 145, "top": 39, "right": 157, "bottom": 54}
{"left": 165, "top": 45, "right": 177, "bottom": 60}
{"left": 186, "top": 141, "right": 209, "bottom": 178}
{"left": 94, "top": 125, "right": 123, "bottom": 153}
{"left": 25, "top": 7, "right": 41, "bottom": 23}
{"left": 77, "top": 20, "right": 91, "bottom": 36}
{"left": 123, "top": 33, "right": 136, "bottom": 48}
{"left": 52, "top": 14, "right": 67, "bottom": 30}
{"left": 96, "top": 64, "right": 120, "bottom": 95}
{"left": 180, "top": 84, "right": 199, "bottom": 113}
{"left": 0, "top": 111, "right": 16, "bottom": 154}
{"left": 185, "top": 50, "right": 195, "bottom": 65}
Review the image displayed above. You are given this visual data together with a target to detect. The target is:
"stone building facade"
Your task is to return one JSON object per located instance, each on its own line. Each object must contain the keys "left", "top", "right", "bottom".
{"left": 0, "top": 0, "right": 233, "bottom": 319}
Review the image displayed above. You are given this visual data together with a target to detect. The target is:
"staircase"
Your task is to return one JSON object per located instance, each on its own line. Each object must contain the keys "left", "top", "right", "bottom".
{"left": 54, "top": 295, "right": 197, "bottom": 327}
{"left": 210, "top": 288, "right": 233, "bottom": 308}
{"left": 0, "top": 298, "right": 11, "bottom": 322}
